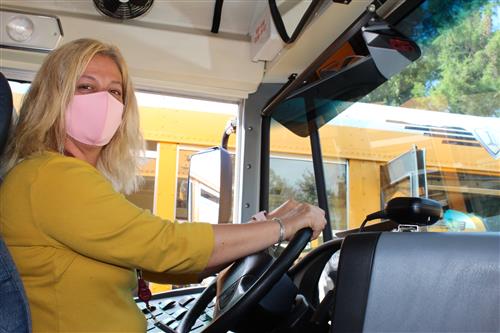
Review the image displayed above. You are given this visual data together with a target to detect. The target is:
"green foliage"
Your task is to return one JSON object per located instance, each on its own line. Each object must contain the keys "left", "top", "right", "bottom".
{"left": 363, "top": 0, "right": 499, "bottom": 117}
{"left": 268, "top": 168, "right": 298, "bottom": 210}
{"left": 269, "top": 168, "right": 322, "bottom": 210}
{"left": 269, "top": 168, "right": 333, "bottom": 208}
{"left": 294, "top": 169, "right": 335, "bottom": 206}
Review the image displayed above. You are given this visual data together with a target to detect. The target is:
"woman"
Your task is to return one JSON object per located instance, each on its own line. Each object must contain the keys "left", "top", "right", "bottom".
{"left": 0, "top": 39, "right": 326, "bottom": 332}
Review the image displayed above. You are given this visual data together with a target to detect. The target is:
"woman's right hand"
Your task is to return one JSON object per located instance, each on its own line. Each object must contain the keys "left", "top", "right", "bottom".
{"left": 267, "top": 199, "right": 327, "bottom": 241}
{"left": 207, "top": 199, "right": 327, "bottom": 269}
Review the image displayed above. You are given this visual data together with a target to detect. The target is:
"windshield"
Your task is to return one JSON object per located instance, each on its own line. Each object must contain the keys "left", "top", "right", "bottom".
{"left": 269, "top": 0, "right": 499, "bottom": 233}
{"left": 364, "top": 0, "right": 499, "bottom": 117}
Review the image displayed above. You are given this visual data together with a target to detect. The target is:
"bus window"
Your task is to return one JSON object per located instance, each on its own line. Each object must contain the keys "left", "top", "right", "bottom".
{"left": 134, "top": 92, "right": 238, "bottom": 223}
{"left": 269, "top": 119, "right": 348, "bottom": 241}
{"left": 268, "top": 119, "right": 313, "bottom": 209}
{"left": 269, "top": 155, "right": 348, "bottom": 231}
{"left": 427, "top": 171, "right": 500, "bottom": 232}
{"left": 8, "top": 81, "right": 239, "bottom": 226}
{"left": 124, "top": 140, "right": 158, "bottom": 212}
{"left": 8, "top": 80, "right": 29, "bottom": 112}
{"left": 358, "top": 0, "right": 499, "bottom": 232}
{"left": 176, "top": 148, "right": 196, "bottom": 222}
{"left": 268, "top": 0, "right": 499, "bottom": 235}
{"left": 327, "top": 0, "right": 499, "bottom": 232}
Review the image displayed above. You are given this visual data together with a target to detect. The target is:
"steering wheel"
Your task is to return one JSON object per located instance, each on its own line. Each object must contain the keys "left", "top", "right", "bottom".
{"left": 178, "top": 228, "right": 312, "bottom": 333}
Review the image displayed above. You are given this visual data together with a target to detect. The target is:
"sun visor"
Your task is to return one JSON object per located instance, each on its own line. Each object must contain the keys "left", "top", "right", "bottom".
{"left": 270, "top": 20, "right": 421, "bottom": 137}
{"left": 363, "top": 22, "right": 421, "bottom": 79}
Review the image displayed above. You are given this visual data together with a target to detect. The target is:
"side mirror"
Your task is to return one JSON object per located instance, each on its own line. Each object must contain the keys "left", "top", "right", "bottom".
{"left": 187, "top": 146, "right": 233, "bottom": 224}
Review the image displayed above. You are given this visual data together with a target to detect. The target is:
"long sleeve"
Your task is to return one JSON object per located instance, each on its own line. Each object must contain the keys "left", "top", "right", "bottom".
{"left": 30, "top": 155, "right": 214, "bottom": 276}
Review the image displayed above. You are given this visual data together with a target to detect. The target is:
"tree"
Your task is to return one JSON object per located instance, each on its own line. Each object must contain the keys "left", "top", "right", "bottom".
{"left": 268, "top": 168, "right": 298, "bottom": 210}
{"left": 363, "top": 0, "right": 499, "bottom": 117}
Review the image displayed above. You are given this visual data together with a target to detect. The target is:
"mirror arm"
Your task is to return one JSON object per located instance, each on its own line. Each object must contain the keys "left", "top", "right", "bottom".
{"left": 221, "top": 118, "right": 236, "bottom": 149}
{"left": 268, "top": 0, "right": 324, "bottom": 44}
{"left": 211, "top": 0, "right": 224, "bottom": 33}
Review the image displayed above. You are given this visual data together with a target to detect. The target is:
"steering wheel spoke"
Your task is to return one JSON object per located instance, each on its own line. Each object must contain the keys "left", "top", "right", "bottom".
{"left": 179, "top": 228, "right": 312, "bottom": 333}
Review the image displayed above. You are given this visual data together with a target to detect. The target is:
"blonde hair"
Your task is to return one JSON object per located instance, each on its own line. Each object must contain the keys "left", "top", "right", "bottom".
{"left": 1, "top": 38, "right": 144, "bottom": 194}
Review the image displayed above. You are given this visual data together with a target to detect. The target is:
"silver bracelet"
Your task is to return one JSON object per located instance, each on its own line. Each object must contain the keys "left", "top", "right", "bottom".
{"left": 272, "top": 217, "right": 285, "bottom": 248}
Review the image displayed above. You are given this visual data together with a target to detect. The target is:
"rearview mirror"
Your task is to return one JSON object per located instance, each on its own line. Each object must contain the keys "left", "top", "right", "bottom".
{"left": 187, "top": 147, "right": 233, "bottom": 224}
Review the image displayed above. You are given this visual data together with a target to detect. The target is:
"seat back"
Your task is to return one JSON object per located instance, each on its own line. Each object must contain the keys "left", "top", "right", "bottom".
{"left": 331, "top": 232, "right": 500, "bottom": 332}
{"left": 0, "top": 72, "right": 31, "bottom": 333}
{"left": 0, "top": 72, "right": 13, "bottom": 155}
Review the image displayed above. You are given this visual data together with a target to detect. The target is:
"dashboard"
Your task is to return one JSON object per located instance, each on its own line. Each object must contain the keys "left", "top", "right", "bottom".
{"left": 136, "top": 287, "right": 212, "bottom": 333}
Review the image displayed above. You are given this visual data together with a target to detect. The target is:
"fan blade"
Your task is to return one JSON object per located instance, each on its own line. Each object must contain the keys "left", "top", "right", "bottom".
{"left": 103, "top": 0, "right": 121, "bottom": 13}
{"left": 131, "top": 0, "right": 149, "bottom": 6}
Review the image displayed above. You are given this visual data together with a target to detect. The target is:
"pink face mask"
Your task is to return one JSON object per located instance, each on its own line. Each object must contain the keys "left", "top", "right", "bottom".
{"left": 65, "top": 91, "right": 124, "bottom": 146}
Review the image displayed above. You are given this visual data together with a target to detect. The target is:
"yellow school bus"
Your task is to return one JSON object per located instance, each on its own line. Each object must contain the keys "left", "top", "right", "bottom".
{"left": 111, "top": 101, "right": 498, "bottom": 235}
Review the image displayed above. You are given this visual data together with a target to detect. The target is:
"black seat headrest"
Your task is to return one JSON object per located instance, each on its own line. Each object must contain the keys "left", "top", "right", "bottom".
{"left": 331, "top": 232, "right": 500, "bottom": 332}
{"left": 0, "top": 72, "right": 13, "bottom": 155}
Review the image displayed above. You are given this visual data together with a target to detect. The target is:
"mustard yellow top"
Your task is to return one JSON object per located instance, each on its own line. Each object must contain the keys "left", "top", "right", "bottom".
{"left": 0, "top": 152, "right": 214, "bottom": 332}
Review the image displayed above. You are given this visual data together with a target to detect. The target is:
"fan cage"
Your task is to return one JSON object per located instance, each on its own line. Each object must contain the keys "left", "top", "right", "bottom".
{"left": 93, "top": 0, "right": 154, "bottom": 20}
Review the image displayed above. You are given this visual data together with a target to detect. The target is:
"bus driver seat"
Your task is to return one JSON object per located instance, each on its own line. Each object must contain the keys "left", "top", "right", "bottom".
{"left": 330, "top": 232, "right": 500, "bottom": 333}
{"left": 0, "top": 72, "right": 32, "bottom": 333}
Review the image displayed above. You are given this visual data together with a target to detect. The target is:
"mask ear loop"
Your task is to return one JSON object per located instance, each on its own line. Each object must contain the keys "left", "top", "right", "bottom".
{"left": 60, "top": 94, "right": 72, "bottom": 155}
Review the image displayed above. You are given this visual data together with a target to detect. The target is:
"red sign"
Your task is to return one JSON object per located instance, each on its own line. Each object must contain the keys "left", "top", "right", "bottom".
{"left": 389, "top": 38, "right": 415, "bottom": 52}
